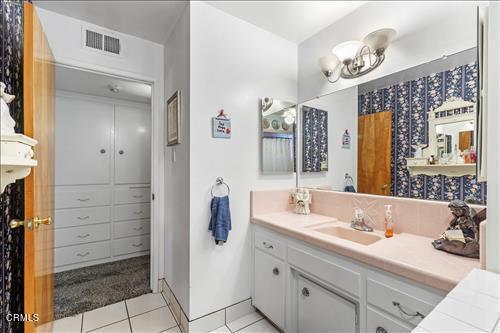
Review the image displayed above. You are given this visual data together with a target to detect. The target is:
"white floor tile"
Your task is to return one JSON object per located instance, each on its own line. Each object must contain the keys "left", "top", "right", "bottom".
{"left": 226, "top": 300, "right": 255, "bottom": 324}
{"left": 434, "top": 297, "right": 499, "bottom": 332}
{"left": 237, "top": 319, "right": 279, "bottom": 333}
{"left": 130, "top": 307, "right": 177, "bottom": 333}
{"left": 227, "top": 312, "right": 263, "bottom": 332}
{"left": 209, "top": 326, "right": 231, "bottom": 333}
{"left": 448, "top": 286, "right": 500, "bottom": 314}
{"left": 37, "top": 314, "right": 82, "bottom": 333}
{"left": 161, "top": 326, "right": 181, "bottom": 333}
{"left": 82, "top": 302, "right": 128, "bottom": 332}
{"left": 126, "top": 293, "right": 167, "bottom": 317}
{"left": 189, "top": 309, "right": 225, "bottom": 332}
{"left": 88, "top": 319, "right": 131, "bottom": 333}
{"left": 418, "top": 311, "right": 482, "bottom": 332}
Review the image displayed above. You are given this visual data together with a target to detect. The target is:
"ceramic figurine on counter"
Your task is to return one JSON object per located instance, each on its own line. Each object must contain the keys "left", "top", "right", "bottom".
{"left": 432, "top": 200, "right": 486, "bottom": 258}
{"left": 295, "top": 188, "right": 312, "bottom": 215}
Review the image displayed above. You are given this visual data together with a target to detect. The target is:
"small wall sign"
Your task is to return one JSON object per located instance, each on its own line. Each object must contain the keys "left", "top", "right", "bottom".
{"left": 342, "top": 129, "right": 351, "bottom": 149}
{"left": 212, "top": 109, "right": 231, "bottom": 139}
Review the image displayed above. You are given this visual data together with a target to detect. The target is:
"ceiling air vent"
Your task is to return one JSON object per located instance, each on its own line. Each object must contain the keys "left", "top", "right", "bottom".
{"left": 83, "top": 27, "right": 122, "bottom": 56}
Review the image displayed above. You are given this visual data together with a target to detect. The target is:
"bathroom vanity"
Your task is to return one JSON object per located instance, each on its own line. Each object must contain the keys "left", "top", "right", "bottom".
{"left": 250, "top": 190, "right": 482, "bottom": 333}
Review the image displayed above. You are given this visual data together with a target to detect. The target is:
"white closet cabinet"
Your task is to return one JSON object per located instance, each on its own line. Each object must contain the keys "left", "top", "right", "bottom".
{"left": 55, "top": 96, "right": 113, "bottom": 185}
{"left": 54, "top": 93, "right": 151, "bottom": 272}
{"left": 115, "top": 105, "right": 151, "bottom": 184}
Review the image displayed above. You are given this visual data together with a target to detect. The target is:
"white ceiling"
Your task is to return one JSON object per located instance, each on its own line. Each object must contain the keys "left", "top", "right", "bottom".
{"left": 34, "top": 1, "right": 187, "bottom": 44}
{"left": 56, "top": 66, "right": 151, "bottom": 104}
{"left": 206, "top": 1, "right": 366, "bottom": 43}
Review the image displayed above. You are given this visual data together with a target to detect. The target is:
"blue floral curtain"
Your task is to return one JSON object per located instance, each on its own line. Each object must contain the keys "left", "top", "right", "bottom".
{"left": 302, "top": 106, "right": 328, "bottom": 172}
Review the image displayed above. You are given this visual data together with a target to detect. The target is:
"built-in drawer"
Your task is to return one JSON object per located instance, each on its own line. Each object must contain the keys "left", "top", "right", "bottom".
{"left": 55, "top": 206, "right": 111, "bottom": 229}
{"left": 55, "top": 224, "right": 111, "bottom": 248}
{"left": 55, "top": 190, "right": 111, "bottom": 209}
{"left": 288, "top": 246, "right": 360, "bottom": 297}
{"left": 367, "top": 277, "right": 440, "bottom": 327}
{"left": 55, "top": 241, "right": 110, "bottom": 267}
{"left": 114, "top": 203, "right": 150, "bottom": 221}
{"left": 367, "top": 306, "right": 413, "bottom": 333}
{"left": 114, "top": 220, "right": 150, "bottom": 239}
{"left": 114, "top": 187, "right": 150, "bottom": 205}
{"left": 254, "top": 229, "right": 285, "bottom": 260}
{"left": 113, "top": 235, "right": 150, "bottom": 256}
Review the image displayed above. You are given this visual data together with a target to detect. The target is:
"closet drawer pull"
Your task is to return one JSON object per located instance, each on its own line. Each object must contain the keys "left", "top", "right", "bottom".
{"left": 77, "top": 198, "right": 90, "bottom": 202}
{"left": 76, "top": 252, "right": 90, "bottom": 257}
{"left": 133, "top": 195, "right": 143, "bottom": 198}
{"left": 133, "top": 227, "right": 144, "bottom": 231}
{"left": 77, "top": 233, "right": 90, "bottom": 239}
{"left": 133, "top": 211, "right": 143, "bottom": 215}
{"left": 77, "top": 216, "right": 90, "bottom": 220}
{"left": 392, "top": 301, "right": 425, "bottom": 319}
{"left": 132, "top": 243, "right": 143, "bottom": 247}
{"left": 263, "top": 242, "right": 274, "bottom": 249}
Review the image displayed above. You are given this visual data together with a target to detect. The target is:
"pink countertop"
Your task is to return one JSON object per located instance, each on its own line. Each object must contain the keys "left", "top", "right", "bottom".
{"left": 252, "top": 211, "right": 480, "bottom": 292}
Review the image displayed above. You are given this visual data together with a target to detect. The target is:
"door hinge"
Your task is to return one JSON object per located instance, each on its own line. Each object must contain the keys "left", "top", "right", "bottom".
{"left": 152, "top": 193, "right": 155, "bottom": 201}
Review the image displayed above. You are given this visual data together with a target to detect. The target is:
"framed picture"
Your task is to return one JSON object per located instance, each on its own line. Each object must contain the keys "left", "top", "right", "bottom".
{"left": 166, "top": 90, "right": 180, "bottom": 146}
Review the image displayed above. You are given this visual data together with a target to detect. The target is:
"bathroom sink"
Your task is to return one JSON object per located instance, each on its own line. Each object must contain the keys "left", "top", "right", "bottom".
{"left": 309, "top": 225, "right": 383, "bottom": 245}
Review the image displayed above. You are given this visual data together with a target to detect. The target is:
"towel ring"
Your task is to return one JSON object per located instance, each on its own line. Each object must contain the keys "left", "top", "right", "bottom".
{"left": 211, "top": 177, "right": 230, "bottom": 197}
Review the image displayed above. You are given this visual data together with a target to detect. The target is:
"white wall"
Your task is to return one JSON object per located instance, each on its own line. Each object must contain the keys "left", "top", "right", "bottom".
{"left": 188, "top": 2, "right": 297, "bottom": 319}
{"left": 298, "top": 87, "right": 358, "bottom": 191}
{"left": 486, "top": 1, "right": 500, "bottom": 273}
{"left": 164, "top": 5, "right": 191, "bottom": 314}
{"left": 36, "top": 7, "right": 165, "bottom": 291}
{"left": 298, "top": 2, "right": 479, "bottom": 102}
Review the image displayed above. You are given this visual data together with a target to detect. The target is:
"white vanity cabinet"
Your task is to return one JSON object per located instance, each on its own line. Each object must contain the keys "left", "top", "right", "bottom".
{"left": 252, "top": 225, "right": 445, "bottom": 333}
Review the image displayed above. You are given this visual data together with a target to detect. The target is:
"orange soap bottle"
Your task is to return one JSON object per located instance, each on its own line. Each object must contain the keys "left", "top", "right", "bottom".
{"left": 384, "top": 205, "right": 394, "bottom": 238}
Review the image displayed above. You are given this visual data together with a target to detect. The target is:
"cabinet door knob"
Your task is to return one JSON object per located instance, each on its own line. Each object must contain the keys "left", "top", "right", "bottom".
{"left": 272, "top": 267, "right": 279, "bottom": 276}
{"left": 376, "top": 327, "right": 388, "bottom": 333}
{"left": 119, "top": 150, "right": 124, "bottom": 155}
{"left": 100, "top": 149, "right": 106, "bottom": 154}
{"left": 301, "top": 287, "right": 310, "bottom": 297}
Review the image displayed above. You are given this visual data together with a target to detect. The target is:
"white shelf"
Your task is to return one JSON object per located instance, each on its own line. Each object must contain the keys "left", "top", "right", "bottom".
{"left": 407, "top": 163, "right": 476, "bottom": 177}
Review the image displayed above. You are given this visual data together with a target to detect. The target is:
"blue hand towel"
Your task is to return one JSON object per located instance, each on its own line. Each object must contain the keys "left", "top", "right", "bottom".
{"left": 209, "top": 196, "right": 232, "bottom": 245}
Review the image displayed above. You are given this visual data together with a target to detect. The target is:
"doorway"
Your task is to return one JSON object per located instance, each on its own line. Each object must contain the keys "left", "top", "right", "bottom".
{"left": 52, "top": 65, "right": 154, "bottom": 319}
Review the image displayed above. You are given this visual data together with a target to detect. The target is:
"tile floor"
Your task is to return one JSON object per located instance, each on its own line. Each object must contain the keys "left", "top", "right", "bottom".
{"left": 37, "top": 292, "right": 278, "bottom": 333}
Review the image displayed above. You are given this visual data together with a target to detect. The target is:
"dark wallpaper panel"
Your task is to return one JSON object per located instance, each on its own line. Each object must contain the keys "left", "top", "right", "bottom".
{"left": 1, "top": 1, "right": 26, "bottom": 332}
{"left": 359, "top": 62, "right": 487, "bottom": 204}
{"left": 302, "top": 106, "right": 328, "bottom": 172}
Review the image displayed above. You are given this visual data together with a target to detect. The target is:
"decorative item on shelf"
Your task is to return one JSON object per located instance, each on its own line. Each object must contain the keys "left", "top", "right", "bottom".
{"left": 432, "top": 200, "right": 486, "bottom": 258}
{"left": 294, "top": 188, "right": 312, "bottom": 215}
{"left": 342, "top": 129, "right": 351, "bottom": 149}
{"left": 1, "top": 82, "right": 38, "bottom": 194}
{"left": 166, "top": 90, "right": 181, "bottom": 146}
{"left": 428, "top": 155, "right": 436, "bottom": 165}
{"left": 344, "top": 173, "right": 356, "bottom": 192}
{"left": 212, "top": 109, "right": 231, "bottom": 139}
{"left": 412, "top": 143, "right": 426, "bottom": 158}
{"left": 318, "top": 28, "right": 397, "bottom": 83}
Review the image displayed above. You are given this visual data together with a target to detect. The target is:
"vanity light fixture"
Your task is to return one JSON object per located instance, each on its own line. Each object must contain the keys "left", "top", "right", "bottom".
{"left": 318, "top": 28, "right": 396, "bottom": 83}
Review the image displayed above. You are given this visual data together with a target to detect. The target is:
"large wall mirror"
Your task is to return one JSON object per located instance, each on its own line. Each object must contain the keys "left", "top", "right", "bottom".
{"left": 297, "top": 47, "right": 486, "bottom": 204}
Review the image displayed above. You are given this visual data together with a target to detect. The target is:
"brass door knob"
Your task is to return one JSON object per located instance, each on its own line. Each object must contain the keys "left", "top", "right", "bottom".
{"left": 9, "top": 219, "right": 33, "bottom": 230}
{"left": 33, "top": 216, "right": 52, "bottom": 228}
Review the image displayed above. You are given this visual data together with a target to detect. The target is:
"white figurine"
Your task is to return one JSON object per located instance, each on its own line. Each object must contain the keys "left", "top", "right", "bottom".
{"left": 1, "top": 82, "right": 16, "bottom": 134}
{"left": 295, "top": 188, "right": 312, "bottom": 215}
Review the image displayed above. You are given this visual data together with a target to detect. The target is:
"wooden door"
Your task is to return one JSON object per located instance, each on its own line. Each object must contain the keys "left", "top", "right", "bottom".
{"left": 23, "top": 3, "right": 56, "bottom": 332}
{"left": 358, "top": 111, "right": 392, "bottom": 195}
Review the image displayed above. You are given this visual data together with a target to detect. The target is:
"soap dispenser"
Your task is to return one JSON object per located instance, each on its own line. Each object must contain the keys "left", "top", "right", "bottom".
{"left": 384, "top": 205, "right": 394, "bottom": 238}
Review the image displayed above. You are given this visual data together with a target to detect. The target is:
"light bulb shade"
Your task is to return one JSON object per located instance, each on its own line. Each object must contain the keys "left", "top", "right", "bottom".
{"left": 332, "top": 40, "right": 364, "bottom": 62}
{"left": 362, "top": 28, "right": 396, "bottom": 51}
{"left": 318, "top": 55, "right": 341, "bottom": 73}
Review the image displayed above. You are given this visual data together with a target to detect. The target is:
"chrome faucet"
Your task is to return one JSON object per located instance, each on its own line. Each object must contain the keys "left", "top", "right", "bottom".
{"left": 351, "top": 208, "right": 373, "bottom": 232}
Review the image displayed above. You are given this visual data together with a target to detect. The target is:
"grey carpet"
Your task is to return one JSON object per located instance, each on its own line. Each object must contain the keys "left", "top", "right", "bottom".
{"left": 54, "top": 255, "right": 151, "bottom": 319}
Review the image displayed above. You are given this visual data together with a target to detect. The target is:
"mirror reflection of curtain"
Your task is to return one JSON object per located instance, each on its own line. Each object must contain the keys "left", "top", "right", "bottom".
{"left": 262, "top": 137, "right": 294, "bottom": 172}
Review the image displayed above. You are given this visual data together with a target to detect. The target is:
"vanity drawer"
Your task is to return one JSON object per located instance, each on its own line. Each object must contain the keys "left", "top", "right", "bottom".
{"left": 55, "top": 190, "right": 111, "bottom": 209}
{"left": 254, "top": 229, "right": 285, "bottom": 260}
{"left": 114, "top": 203, "right": 150, "bottom": 221}
{"left": 114, "top": 220, "right": 150, "bottom": 238}
{"left": 367, "top": 306, "right": 412, "bottom": 333}
{"left": 113, "top": 235, "right": 150, "bottom": 256}
{"left": 55, "top": 241, "right": 110, "bottom": 267}
{"left": 114, "top": 187, "right": 150, "bottom": 204}
{"left": 55, "top": 224, "right": 111, "bottom": 248}
{"left": 367, "top": 278, "right": 439, "bottom": 327}
{"left": 55, "top": 206, "right": 111, "bottom": 229}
